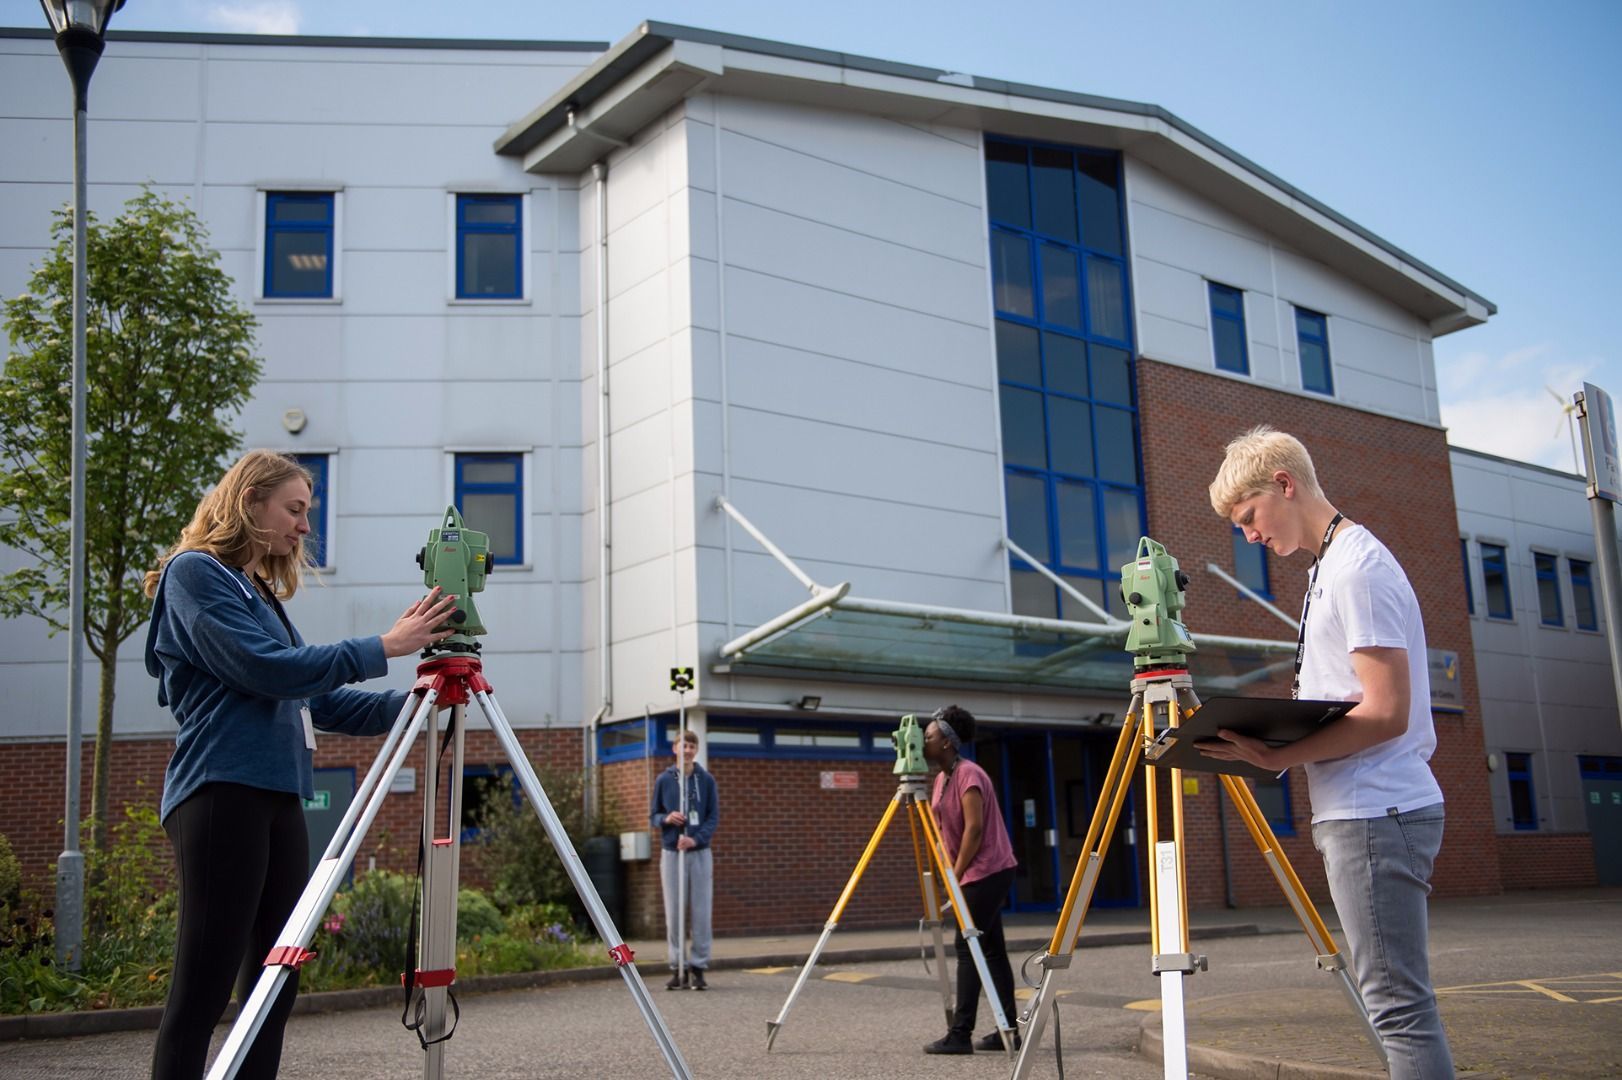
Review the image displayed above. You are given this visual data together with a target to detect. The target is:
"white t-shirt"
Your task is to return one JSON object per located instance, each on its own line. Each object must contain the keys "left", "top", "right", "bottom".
{"left": 1297, "top": 524, "right": 1444, "bottom": 822}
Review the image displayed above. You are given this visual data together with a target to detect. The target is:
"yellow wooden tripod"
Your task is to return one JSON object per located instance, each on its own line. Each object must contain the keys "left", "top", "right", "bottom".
{"left": 766, "top": 774, "right": 1017, "bottom": 1054}
{"left": 1008, "top": 668, "right": 1388, "bottom": 1079}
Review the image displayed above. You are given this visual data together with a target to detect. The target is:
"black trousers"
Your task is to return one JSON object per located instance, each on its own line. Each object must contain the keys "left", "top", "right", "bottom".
{"left": 950, "top": 866, "right": 1017, "bottom": 1037}
{"left": 152, "top": 782, "right": 309, "bottom": 1080}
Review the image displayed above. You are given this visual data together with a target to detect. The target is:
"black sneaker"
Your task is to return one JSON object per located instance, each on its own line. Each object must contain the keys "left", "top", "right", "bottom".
{"left": 690, "top": 968, "right": 708, "bottom": 991}
{"left": 975, "top": 1031, "right": 1021, "bottom": 1052}
{"left": 924, "top": 1032, "right": 973, "bottom": 1055}
{"left": 665, "top": 970, "right": 687, "bottom": 991}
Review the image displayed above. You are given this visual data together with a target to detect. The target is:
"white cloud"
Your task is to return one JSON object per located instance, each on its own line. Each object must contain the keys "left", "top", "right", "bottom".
{"left": 1437, "top": 347, "right": 1595, "bottom": 473}
{"left": 205, "top": 2, "right": 301, "bottom": 35}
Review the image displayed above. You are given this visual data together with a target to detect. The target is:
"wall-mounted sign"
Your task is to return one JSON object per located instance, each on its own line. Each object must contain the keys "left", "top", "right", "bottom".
{"left": 1428, "top": 649, "right": 1464, "bottom": 713}
{"left": 820, "top": 771, "right": 859, "bottom": 790}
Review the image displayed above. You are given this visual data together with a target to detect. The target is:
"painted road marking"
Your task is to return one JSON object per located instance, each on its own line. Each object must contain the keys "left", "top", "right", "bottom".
{"left": 1436, "top": 972, "right": 1622, "bottom": 1004}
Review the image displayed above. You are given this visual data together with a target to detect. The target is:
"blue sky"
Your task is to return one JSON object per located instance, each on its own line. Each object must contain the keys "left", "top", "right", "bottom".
{"left": 8, "top": 0, "right": 1618, "bottom": 473}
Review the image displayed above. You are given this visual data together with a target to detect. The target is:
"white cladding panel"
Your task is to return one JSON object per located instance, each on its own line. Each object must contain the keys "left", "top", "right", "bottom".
{"left": 1126, "top": 158, "right": 1438, "bottom": 425}
{"left": 0, "top": 36, "right": 595, "bottom": 734}
{"left": 1452, "top": 449, "right": 1621, "bottom": 834}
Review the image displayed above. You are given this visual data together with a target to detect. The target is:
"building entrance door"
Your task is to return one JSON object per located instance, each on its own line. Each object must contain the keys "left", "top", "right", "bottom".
{"left": 1580, "top": 756, "right": 1622, "bottom": 887}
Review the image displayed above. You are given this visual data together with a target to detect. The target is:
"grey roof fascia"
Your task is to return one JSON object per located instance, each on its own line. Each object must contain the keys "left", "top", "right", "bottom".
{"left": 0, "top": 26, "right": 606, "bottom": 51}
{"left": 1449, "top": 444, "right": 1584, "bottom": 483}
{"left": 495, "top": 19, "right": 1494, "bottom": 319}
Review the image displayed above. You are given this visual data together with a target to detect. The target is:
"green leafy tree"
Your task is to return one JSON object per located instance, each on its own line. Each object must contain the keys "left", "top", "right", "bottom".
{"left": 0, "top": 189, "right": 261, "bottom": 858}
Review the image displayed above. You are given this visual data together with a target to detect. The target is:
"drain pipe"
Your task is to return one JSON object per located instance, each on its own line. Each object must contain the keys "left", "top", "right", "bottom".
{"left": 584, "top": 160, "right": 611, "bottom": 826}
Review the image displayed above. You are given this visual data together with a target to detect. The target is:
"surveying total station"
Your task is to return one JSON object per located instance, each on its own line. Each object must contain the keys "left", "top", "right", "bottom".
{"left": 206, "top": 507, "right": 694, "bottom": 1080}
{"left": 1008, "top": 537, "right": 1386, "bottom": 1080}
{"left": 765, "top": 712, "right": 1017, "bottom": 1055}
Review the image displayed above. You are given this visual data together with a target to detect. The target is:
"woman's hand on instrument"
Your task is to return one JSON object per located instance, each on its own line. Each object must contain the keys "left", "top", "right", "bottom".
{"left": 381, "top": 586, "right": 461, "bottom": 657}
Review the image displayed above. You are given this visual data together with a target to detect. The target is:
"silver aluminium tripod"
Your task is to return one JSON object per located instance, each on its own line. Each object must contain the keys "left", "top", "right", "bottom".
{"left": 205, "top": 652, "right": 693, "bottom": 1080}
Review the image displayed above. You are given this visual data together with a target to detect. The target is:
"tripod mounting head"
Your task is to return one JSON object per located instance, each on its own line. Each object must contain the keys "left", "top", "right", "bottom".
{"left": 1120, "top": 536, "right": 1196, "bottom": 671}
{"left": 891, "top": 714, "right": 928, "bottom": 776}
{"left": 416, "top": 505, "right": 490, "bottom": 654}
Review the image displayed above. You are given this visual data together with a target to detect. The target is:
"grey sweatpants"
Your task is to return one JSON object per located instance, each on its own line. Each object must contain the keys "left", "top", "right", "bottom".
{"left": 659, "top": 846, "right": 712, "bottom": 970}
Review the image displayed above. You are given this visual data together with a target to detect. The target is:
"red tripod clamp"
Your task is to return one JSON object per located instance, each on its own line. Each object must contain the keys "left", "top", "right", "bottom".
{"left": 608, "top": 944, "right": 636, "bottom": 966}
{"left": 412, "top": 654, "right": 494, "bottom": 707}
{"left": 264, "top": 946, "right": 318, "bottom": 970}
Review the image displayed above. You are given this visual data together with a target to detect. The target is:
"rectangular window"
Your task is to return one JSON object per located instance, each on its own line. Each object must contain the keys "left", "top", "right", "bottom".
{"left": 1480, "top": 542, "right": 1512, "bottom": 619}
{"left": 598, "top": 719, "right": 652, "bottom": 763}
{"left": 1461, "top": 538, "right": 1473, "bottom": 615}
{"left": 453, "top": 453, "right": 523, "bottom": 565}
{"left": 1250, "top": 775, "right": 1295, "bottom": 836}
{"left": 1295, "top": 307, "right": 1333, "bottom": 395}
{"left": 1534, "top": 552, "right": 1563, "bottom": 626}
{"left": 295, "top": 454, "right": 329, "bottom": 567}
{"left": 459, "top": 765, "right": 515, "bottom": 841}
{"left": 264, "top": 192, "right": 335, "bottom": 298}
{"left": 1571, "top": 558, "right": 1598, "bottom": 630}
{"left": 456, "top": 194, "right": 523, "bottom": 299}
{"left": 1506, "top": 752, "right": 1537, "bottom": 831}
{"left": 1208, "top": 282, "right": 1249, "bottom": 375}
{"left": 1232, "top": 525, "right": 1270, "bottom": 597}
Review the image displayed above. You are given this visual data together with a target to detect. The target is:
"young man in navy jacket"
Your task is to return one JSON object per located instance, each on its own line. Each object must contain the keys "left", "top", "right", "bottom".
{"left": 650, "top": 728, "right": 718, "bottom": 989}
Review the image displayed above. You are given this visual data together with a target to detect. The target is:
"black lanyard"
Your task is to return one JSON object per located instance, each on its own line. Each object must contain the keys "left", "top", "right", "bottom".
{"left": 1291, "top": 512, "right": 1344, "bottom": 699}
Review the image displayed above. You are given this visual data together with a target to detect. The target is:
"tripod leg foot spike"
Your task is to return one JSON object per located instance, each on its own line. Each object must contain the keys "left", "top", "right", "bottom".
{"left": 766, "top": 1020, "right": 781, "bottom": 1052}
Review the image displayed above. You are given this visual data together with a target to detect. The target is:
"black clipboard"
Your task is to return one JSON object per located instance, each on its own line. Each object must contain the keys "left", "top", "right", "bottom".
{"left": 1143, "top": 694, "right": 1354, "bottom": 781}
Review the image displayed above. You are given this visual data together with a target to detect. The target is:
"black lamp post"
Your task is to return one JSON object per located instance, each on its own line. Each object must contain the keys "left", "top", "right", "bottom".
{"left": 38, "top": 0, "right": 125, "bottom": 973}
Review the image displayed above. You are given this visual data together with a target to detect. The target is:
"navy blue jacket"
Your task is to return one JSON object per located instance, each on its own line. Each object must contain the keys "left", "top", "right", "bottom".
{"left": 650, "top": 763, "right": 718, "bottom": 851}
{"left": 145, "top": 551, "right": 408, "bottom": 821}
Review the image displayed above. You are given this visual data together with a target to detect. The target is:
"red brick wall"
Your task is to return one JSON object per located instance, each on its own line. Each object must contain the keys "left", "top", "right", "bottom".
{"left": 1497, "top": 832, "right": 1597, "bottom": 889}
{"left": 0, "top": 727, "right": 582, "bottom": 897}
{"left": 1136, "top": 358, "right": 1502, "bottom": 903}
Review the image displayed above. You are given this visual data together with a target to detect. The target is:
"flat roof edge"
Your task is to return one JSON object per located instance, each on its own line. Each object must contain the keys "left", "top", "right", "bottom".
{"left": 1450, "top": 443, "right": 1584, "bottom": 482}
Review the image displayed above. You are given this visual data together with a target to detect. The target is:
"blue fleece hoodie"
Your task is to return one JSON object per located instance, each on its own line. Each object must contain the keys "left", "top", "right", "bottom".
{"left": 145, "top": 551, "right": 409, "bottom": 821}
{"left": 649, "top": 763, "right": 718, "bottom": 851}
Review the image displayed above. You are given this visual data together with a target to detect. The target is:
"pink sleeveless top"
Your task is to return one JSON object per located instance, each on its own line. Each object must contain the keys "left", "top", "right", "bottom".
{"left": 931, "top": 758, "right": 1018, "bottom": 884}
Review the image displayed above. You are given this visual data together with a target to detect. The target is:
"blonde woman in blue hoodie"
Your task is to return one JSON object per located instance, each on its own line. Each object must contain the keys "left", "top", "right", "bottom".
{"left": 143, "top": 450, "right": 457, "bottom": 1080}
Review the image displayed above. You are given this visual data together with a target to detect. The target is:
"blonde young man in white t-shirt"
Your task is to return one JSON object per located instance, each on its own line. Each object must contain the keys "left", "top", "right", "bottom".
{"left": 1200, "top": 426, "right": 1454, "bottom": 1080}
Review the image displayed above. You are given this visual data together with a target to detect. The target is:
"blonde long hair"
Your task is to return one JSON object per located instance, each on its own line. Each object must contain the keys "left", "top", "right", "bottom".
{"left": 143, "top": 450, "right": 314, "bottom": 600}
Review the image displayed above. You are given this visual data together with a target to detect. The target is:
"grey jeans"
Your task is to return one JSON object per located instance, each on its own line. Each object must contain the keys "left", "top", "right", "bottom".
{"left": 1313, "top": 803, "right": 1455, "bottom": 1080}
{"left": 659, "top": 846, "right": 712, "bottom": 970}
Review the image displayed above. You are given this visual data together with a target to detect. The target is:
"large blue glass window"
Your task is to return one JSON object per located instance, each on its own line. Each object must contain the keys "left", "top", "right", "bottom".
{"left": 1209, "top": 282, "right": 1249, "bottom": 375}
{"left": 456, "top": 194, "right": 523, "bottom": 299}
{"left": 988, "top": 138, "right": 1141, "bottom": 620}
{"left": 454, "top": 453, "right": 523, "bottom": 565}
{"left": 264, "top": 192, "right": 334, "bottom": 298}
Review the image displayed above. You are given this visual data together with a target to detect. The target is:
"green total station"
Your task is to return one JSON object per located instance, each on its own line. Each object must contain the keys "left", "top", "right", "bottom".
{"left": 891, "top": 714, "right": 928, "bottom": 776}
{"left": 1120, "top": 535, "right": 1196, "bottom": 670}
{"left": 416, "top": 505, "right": 490, "bottom": 651}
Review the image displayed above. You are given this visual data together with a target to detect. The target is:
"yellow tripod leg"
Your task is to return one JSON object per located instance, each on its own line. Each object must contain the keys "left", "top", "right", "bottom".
{"left": 916, "top": 800, "right": 1016, "bottom": 1050}
{"left": 907, "top": 796, "right": 954, "bottom": 1026}
{"left": 766, "top": 793, "right": 903, "bottom": 1050}
{"left": 1011, "top": 706, "right": 1146, "bottom": 1080}
{"left": 1218, "top": 774, "right": 1388, "bottom": 1068}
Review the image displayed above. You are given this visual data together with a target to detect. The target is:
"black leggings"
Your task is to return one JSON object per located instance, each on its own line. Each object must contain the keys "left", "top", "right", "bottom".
{"left": 152, "top": 782, "right": 309, "bottom": 1080}
{"left": 951, "top": 866, "right": 1017, "bottom": 1037}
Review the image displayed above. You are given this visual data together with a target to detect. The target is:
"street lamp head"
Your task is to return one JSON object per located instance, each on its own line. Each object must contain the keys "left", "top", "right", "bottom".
{"left": 39, "top": 0, "right": 124, "bottom": 108}
{"left": 38, "top": 0, "right": 125, "bottom": 37}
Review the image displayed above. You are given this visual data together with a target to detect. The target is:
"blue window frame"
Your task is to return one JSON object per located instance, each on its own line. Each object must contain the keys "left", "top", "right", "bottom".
{"left": 456, "top": 194, "right": 523, "bottom": 299}
{"left": 1480, "top": 542, "right": 1512, "bottom": 619}
{"left": 454, "top": 453, "right": 523, "bottom": 566}
{"left": 295, "top": 453, "right": 329, "bottom": 567}
{"left": 986, "top": 137, "right": 1142, "bottom": 621}
{"left": 1534, "top": 551, "right": 1563, "bottom": 626}
{"left": 1461, "top": 539, "right": 1473, "bottom": 615}
{"left": 657, "top": 717, "right": 893, "bottom": 760}
{"left": 1232, "top": 525, "right": 1270, "bottom": 598}
{"left": 1294, "top": 307, "right": 1333, "bottom": 395}
{"left": 598, "top": 718, "right": 656, "bottom": 763}
{"left": 1250, "top": 775, "right": 1295, "bottom": 836}
{"left": 1208, "top": 282, "right": 1249, "bottom": 375}
{"left": 264, "top": 192, "right": 335, "bottom": 298}
{"left": 460, "top": 764, "right": 517, "bottom": 841}
{"left": 1571, "top": 558, "right": 1598, "bottom": 630}
{"left": 1505, "top": 752, "right": 1537, "bottom": 830}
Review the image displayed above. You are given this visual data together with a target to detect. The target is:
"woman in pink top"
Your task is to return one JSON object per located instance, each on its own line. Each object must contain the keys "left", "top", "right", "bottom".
{"left": 923, "top": 706, "right": 1019, "bottom": 1055}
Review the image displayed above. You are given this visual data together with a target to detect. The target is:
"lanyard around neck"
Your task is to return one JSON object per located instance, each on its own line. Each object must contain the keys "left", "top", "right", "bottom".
{"left": 1290, "top": 512, "right": 1344, "bottom": 699}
